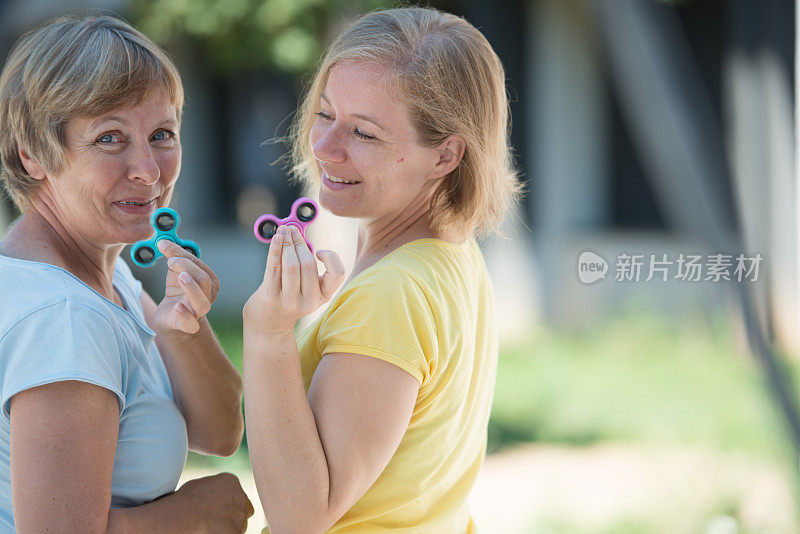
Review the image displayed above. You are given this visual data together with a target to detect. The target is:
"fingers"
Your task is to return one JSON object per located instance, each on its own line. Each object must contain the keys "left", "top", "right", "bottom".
{"left": 264, "top": 228, "right": 283, "bottom": 293}
{"left": 316, "top": 249, "right": 346, "bottom": 301}
{"left": 216, "top": 472, "right": 254, "bottom": 531}
{"left": 290, "top": 226, "right": 319, "bottom": 299}
{"left": 237, "top": 486, "right": 254, "bottom": 533}
{"left": 177, "top": 271, "right": 212, "bottom": 316}
{"left": 157, "top": 239, "right": 218, "bottom": 281}
{"left": 167, "top": 256, "right": 218, "bottom": 301}
{"left": 173, "top": 301, "right": 200, "bottom": 334}
{"left": 280, "top": 226, "right": 301, "bottom": 298}
{"left": 263, "top": 225, "right": 346, "bottom": 306}
{"left": 243, "top": 492, "right": 255, "bottom": 518}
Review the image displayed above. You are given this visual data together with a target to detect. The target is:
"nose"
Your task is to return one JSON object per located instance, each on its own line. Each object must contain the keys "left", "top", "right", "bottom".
{"left": 126, "top": 143, "right": 160, "bottom": 185}
{"left": 310, "top": 125, "right": 347, "bottom": 165}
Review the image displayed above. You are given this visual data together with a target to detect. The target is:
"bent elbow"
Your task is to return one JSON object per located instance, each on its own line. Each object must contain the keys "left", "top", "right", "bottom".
{"left": 191, "top": 435, "right": 241, "bottom": 457}
{"left": 212, "top": 421, "right": 245, "bottom": 456}
{"left": 215, "top": 433, "right": 243, "bottom": 457}
{"left": 189, "top": 417, "right": 244, "bottom": 457}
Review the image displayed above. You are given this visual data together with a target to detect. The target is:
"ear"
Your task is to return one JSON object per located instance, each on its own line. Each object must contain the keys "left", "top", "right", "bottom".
{"left": 430, "top": 135, "right": 466, "bottom": 180}
{"left": 17, "top": 146, "right": 47, "bottom": 181}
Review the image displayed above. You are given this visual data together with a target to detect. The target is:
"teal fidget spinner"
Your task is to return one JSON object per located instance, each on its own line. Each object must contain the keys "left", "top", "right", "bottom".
{"left": 130, "top": 208, "right": 200, "bottom": 267}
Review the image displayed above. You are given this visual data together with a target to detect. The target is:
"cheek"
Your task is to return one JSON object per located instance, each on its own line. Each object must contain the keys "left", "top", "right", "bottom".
{"left": 309, "top": 123, "right": 322, "bottom": 146}
{"left": 348, "top": 142, "right": 397, "bottom": 173}
{"left": 69, "top": 150, "right": 121, "bottom": 178}
{"left": 397, "top": 145, "right": 436, "bottom": 175}
{"left": 65, "top": 156, "right": 122, "bottom": 197}
{"left": 157, "top": 149, "right": 181, "bottom": 182}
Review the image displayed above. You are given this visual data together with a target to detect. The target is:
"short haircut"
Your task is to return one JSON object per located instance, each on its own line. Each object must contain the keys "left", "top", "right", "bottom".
{"left": 0, "top": 15, "right": 184, "bottom": 211}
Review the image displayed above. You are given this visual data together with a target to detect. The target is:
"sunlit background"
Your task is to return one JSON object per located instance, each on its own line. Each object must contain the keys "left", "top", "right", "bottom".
{"left": 1, "top": 0, "right": 799, "bottom": 532}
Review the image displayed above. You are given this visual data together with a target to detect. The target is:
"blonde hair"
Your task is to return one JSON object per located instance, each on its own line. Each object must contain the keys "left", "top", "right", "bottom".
{"left": 290, "top": 6, "right": 521, "bottom": 240}
{"left": 0, "top": 15, "right": 184, "bottom": 211}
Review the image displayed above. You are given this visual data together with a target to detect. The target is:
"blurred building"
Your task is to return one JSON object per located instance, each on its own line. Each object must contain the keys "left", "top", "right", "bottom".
{"left": 0, "top": 0, "right": 795, "bottom": 352}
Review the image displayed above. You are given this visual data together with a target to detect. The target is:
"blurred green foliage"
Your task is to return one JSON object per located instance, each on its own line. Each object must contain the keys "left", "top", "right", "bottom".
{"left": 194, "top": 310, "right": 800, "bottom": 531}
{"left": 200, "top": 310, "right": 796, "bottom": 470}
{"left": 128, "top": 0, "right": 393, "bottom": 75}
{"left": 488, "top": 312, "right": 793, "bottom": 462}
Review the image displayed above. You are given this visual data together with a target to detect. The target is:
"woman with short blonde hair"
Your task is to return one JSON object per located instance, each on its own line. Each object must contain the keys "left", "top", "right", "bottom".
{"left": 0, "top": 16, "right": 252, "bottom": 532}
{"left": 244, "top": 6, "right": 521, "bottom": 533}
{"left": 0, "top": 16, "right": 184, "bottom": 212}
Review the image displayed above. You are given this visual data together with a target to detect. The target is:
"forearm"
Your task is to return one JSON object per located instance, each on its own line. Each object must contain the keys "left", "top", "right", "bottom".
{"left": 157, "top": 317, "right": 243, "bottom": 456}
{"left": 243, "top": 329, "right": 332, "bottom": 533}
{"left": 106, "top": 492, "right": 199, "bottom": 534}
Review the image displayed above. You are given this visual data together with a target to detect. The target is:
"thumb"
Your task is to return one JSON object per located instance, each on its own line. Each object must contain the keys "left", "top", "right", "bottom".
{"left": 316, "top": 249, "right": 346, "bottom": 300}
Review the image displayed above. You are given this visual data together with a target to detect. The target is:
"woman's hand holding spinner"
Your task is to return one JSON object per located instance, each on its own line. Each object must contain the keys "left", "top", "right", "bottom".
{"left": 130, "top": 208, "right": 218, "bottom": 336}
{"left": 154, "top": 239, "right": 220, "bottom": 336}
{"left": 244, "top": 223, "right": 345, "bottom": 337}
{"left": 130, "top": 198, "right": 340, "bottom": 337}
{"left": 253, "top": 197, "right": 319, "bottom": 251}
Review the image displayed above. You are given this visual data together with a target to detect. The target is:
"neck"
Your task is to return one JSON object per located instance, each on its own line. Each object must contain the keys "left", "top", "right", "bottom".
{"left": 1, "top": 202, "right": 123, "bottom": 301}
{"left": 353, "top": 183, "right": 456, "bottom": 274}
{"left": 356, "top": 203, "right": 434, "bottom": 260}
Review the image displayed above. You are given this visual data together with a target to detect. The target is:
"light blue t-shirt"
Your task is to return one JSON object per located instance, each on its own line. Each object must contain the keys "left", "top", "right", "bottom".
{"left": 0, "top": 252, "right": 188, "bottom": 531}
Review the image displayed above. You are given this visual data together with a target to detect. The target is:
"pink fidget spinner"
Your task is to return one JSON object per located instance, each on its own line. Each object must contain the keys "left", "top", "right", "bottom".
{"left": 253, "top": 197, "right": 319, "bottom": 252}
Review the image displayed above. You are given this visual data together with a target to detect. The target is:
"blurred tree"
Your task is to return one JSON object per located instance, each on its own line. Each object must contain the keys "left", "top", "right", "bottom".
{"left": 128, "top": 0, "right": 392, "bottom": 75}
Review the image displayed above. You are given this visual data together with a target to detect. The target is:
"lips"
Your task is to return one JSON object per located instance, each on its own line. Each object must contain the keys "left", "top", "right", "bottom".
{"left": 114, "top": 198, "right": 153, "bottom": 206}
{"left": 322, "top": 171, "right": 361, "bottom": 190}
{"left": 326, "top": 175, "right": 360, "bottom": 184}
{"left": 113, "top": 197, "right": 157, "bottom": 214}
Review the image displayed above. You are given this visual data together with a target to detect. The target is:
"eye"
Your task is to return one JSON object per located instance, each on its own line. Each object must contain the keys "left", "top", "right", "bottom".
{"left": 353, "top": 128, "right": 377, "bottom": 141}
{"left": 97, "top": 132, "right": 122, "bottom": 144}
{"left": 315, "top": 111, "right": 333, "bottom": 122}
{"left": 151, "top": 130, "right": 176, "bottom": 142}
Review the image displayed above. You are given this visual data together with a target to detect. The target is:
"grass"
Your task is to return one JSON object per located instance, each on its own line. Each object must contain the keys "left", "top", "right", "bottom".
{"left": 196, "top": 309, "right": 799, "bottom": 472}
{"left": 488, "top": 311, "right": 796, "bottom": 463}
{"left": 486, "top": 310, "right": 800, "bottom": 533}
{"left": 186, "top": 314, "right": 246, "bottom": 469}
{"left": 192, "top": 309, "right": 800, "bottom": 532}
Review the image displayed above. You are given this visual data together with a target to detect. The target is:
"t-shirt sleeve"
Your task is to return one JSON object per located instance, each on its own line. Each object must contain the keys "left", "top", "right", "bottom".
{"left": 0, "top": 301, "right": 126, "bottom": 422}
{"left": 318, "top": 266, "right": 438, "bottom": 388}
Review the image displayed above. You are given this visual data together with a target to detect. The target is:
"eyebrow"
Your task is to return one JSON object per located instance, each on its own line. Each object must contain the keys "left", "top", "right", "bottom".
{"left": 92, "top": 115, "right": 128, "bottom": 127}
{"left": 90, "top": 115, "right": 178, "bottom": 130}
{"left": 320, "top": 92, "right": 387, "bottom": 132}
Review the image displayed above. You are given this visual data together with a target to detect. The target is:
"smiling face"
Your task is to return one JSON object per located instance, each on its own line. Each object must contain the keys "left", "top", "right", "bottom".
{"left": 32, "top": 91, "right": 181, "bottom": 246}
{"left": 309, "top": 61, "right": 444, "bottom": 224}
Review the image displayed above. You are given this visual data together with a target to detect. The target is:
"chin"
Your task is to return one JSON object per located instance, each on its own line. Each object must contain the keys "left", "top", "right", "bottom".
{"left": 118, "top": 224, "right": 155, "bottom": 246}
{"left": 319, "top": 193, "right": 361, "bottom": 219}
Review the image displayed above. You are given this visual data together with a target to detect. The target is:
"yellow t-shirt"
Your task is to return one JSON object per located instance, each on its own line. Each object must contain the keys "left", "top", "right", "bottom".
{"left": 277, "top": 238, "right": 498, "bottom": 533}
